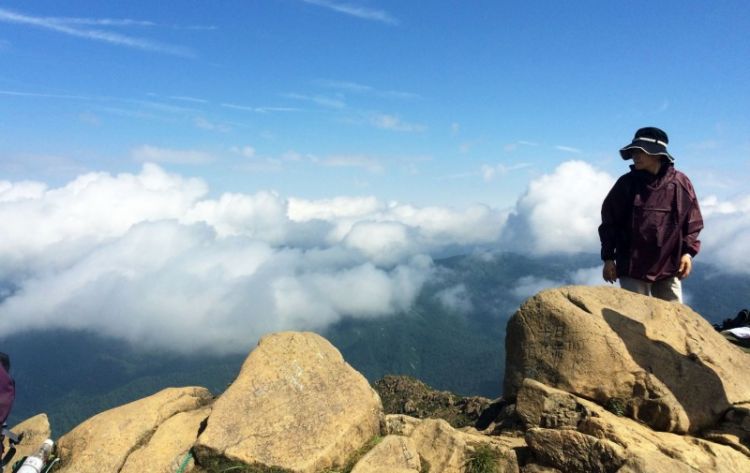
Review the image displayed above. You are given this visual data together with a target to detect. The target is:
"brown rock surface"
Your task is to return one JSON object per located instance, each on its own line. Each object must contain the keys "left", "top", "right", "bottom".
{"left": 120, "top": 406, "right": 210, "bottom": 473}
{"left": 55, "top": 386, "right": 212, "bottom": 473}
{"left": 193, "top": 331, "right": 382, "bottom": 473}
{"left": 383, "top": 415, "right": 522, "bottom": 473}
{"left": 505, "top": 286, "right": 750, "bottom": 433}
{"left": 9, "top": 413, "right": 51, "bottom": 463}
{"left": 516, "top": 378, "right": 750, "bottom": 472}
{"left": 349, "top": 435, "right": 420, "bottom": 473}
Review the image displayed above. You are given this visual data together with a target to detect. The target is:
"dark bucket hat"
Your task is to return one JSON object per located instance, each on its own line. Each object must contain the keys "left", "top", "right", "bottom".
{"left": 619, "top": 127, "right": 674, "bottom": 162}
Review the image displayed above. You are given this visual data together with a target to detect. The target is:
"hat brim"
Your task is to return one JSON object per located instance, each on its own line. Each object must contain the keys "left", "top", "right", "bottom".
{"left": 619, "top": 143, "right": 674, "bottom": 162}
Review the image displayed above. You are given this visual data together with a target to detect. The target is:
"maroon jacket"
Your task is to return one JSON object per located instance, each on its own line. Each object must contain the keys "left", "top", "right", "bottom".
{"left": 599, "top": 164, "right": 703, "bottom": 282}
{"left": 0, "top": 364, "right": 13, "bottom": 425}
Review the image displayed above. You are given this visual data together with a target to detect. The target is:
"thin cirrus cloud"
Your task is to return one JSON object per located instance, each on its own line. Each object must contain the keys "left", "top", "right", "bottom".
{"left": 0, "top": 7, "right": 193, "bottom": 57}
{"left": 131, "top": 145, "right": 216, "bottom": 164}
{"left": 555, "top": 145, "right": 583, "bottom": 154}
{"left": 316, "top": 79, "right": 421, "bottom": 100}
{"left": 193, "top": 117, "right": 232, "bottom": 133}
{"left": 370, "top": 113, "right": 426, "bottom": 132}
{"left": 284, "top": 93, "right": 347, "bottom": 109}
{"left": 318, "top": 154, "right": 384, "bottom": 174}
{"left": 481, "top": 163, "right": 533, "bottom": 182}
{"left": 299, "top": 0, "right": 399, "bottom": 25}
{"left": 221, "top": 102, "right": 302, "bottom": 113}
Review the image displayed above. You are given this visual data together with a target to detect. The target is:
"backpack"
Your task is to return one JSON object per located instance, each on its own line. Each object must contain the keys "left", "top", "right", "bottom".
{"left": 713, "top": 309, "right": 750, "bottom": 332}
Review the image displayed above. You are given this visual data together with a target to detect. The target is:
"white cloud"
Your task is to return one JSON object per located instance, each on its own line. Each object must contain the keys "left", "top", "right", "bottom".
{"left": 299, "top": 0, "right": 398, "bottom": 25}
{"left": 696, "top": 194, "right": 750, "bottom": 274}
{"left": 501, "top": 160, "right": 614, "bottom": 254}
{"left": 194, "top": 117, "right": 232, "bottom": 132}
{"left": 0, "top": 7, "right": 192, "bottom": 57}
{"left": 0, "top": 164, "right": 509, "bottom": 353}
{"left": 0, "top": 180, "right": 47, "bottom": 202}
{"left": 570, "top": 266, "right": 605, "bottom": 286}
{"left": 504, "top": 141, "right": 538, "bottom": 153}
{"left": 221, "top": 102, "right": 301, "bottom": 113}
{"left": 230, "top": 146, "right": 257, "bottom": 158}
{"left": 435, "top": 284, "right": 473, "bottom": 313}
{"left": 316, "top": 79, "right": 420, "bottom": 101}
{"left": 555, "top": 145, "right": 582, "bottom": 154}
{"left": 319, "top": 155, "right": 384, "bottom": 174}
{"left": 481, "top": 163, "right": 532, "bottom": 182}
{"left": 289, "top": 196, "right": 382, "bottom": 221}
{"left": 512, "top": 275, "right": 560, "bottom": 299}
{"left": 6, "top": 159, "right": 743, "bottom": 354}
{"left": 132, "top": 145, "right": 215, "bottom": 164}
{"left": 284, "top": 93, "right": 346, "bottom": 109}
{"left": 370, "top": 113, "right": 426, "bottom": 132}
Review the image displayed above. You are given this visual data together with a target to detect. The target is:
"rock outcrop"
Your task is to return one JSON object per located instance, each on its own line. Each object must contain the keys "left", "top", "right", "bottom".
{"left": 9, "top": 413, "right": 51, "bottom": 463}
{"left": 375, "top": 375, "right": 492, "bottom": 428}
{"left": 10, "top": 285, "right": 750, "bottom": 473}
{"left": 385, "top": 415, "right": 523, "bottom": 473}
{"left": 515, "top": 378, "right": 750, "bottom": 472}
{"left": 193, "top": 331, "right": 382, "bottom": 473}
{"left": 505, "top": 286, "right": 750, "bottom": 434}
{"left": 55, "top": 387, "right": 212, "bottom": 473}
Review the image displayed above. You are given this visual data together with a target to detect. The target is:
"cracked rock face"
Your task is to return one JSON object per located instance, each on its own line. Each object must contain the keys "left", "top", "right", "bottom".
{"left": 516, "top": 378, "right": 750, "bottom": 473}
{"left": 504, "top": 286, "right": 750, "bottom": 434}
{"left": 55, "top": 386, "right": 213, "bottom": 473}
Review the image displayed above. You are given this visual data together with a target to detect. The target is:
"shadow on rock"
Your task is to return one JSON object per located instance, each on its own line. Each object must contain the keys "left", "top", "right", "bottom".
{"left": 602, "top": 307, "right": 730, "bottom": 432}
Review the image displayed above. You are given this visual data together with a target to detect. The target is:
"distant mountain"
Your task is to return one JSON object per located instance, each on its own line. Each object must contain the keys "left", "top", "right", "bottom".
{"left": 2, "top": 252, "right": 747, "bottom": 435}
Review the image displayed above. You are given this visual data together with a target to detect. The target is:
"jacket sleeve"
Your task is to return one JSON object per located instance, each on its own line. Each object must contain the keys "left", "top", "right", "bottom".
{"left": 0, "top": 365, "right": 14, "bottom": 424}
{"left": 598, "top": 176, "right": 629, "bottom": 261}
{"left": 679, "top": 176, "right": 703, "bottom": 257}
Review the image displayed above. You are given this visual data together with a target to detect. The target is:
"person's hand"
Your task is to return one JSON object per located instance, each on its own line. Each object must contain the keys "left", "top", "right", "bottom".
{"left": 603, "top": 260, "right": 617, "bottom": 283}
{"left": 677, "top": 254, "right": 692, "bottom": 279}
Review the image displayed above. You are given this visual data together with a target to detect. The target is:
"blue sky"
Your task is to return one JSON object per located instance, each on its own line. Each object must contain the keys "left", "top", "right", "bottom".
{"left": 2, "top": 0, "right": 748, "bottom": 207}
{"left": 1, "top": 1, "right": 750, "bottom": 350}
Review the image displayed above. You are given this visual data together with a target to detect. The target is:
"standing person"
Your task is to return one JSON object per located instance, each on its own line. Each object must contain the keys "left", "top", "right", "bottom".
{"left": 599, "top": 127, "right": 703, "bottom": 302}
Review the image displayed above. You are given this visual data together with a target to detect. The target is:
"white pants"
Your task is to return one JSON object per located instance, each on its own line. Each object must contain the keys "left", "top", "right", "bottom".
{"left": 620, "top": 276, "right": 682, "bottom": 303}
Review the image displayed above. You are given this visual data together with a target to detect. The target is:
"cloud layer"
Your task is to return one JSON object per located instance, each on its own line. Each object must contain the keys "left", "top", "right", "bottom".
{"left": 0, "top": 164, "right": 503, "bottom": 352}
{"left": 2, "top": 160, "right": 746, "bottom": 353}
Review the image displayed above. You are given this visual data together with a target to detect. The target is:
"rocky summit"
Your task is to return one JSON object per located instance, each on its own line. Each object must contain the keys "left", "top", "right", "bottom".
{"left": 7, "top": 286, "right": 750, "bottom": 472}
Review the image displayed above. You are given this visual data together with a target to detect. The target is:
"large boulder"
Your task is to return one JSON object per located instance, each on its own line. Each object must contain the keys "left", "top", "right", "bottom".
{"left": 55, "top": 387, "right": 212, "bottom": 473}
{"left": 516, "top": 378, "right": 750, "bottom": 472}
{"left": 193, "top": 331, "right": 382, "bottom": 473}
{"left": 505, "top": 286, "right": 750, "bottom": 433}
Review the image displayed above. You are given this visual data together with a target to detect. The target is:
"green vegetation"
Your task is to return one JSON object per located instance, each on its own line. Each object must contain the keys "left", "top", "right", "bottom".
{"left": 420, "top": 455, "right": 431, "bottom": 473}
{"left": 605, "top": 397, "right": 627, "bottom": 416}
{"left": 464, "top": 444, "right": 504, "bottom": 473}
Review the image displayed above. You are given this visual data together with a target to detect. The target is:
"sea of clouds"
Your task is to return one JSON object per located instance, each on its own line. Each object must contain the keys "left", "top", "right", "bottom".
{"left": 0, "top": 161, "right": 745, "bottom": 353}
